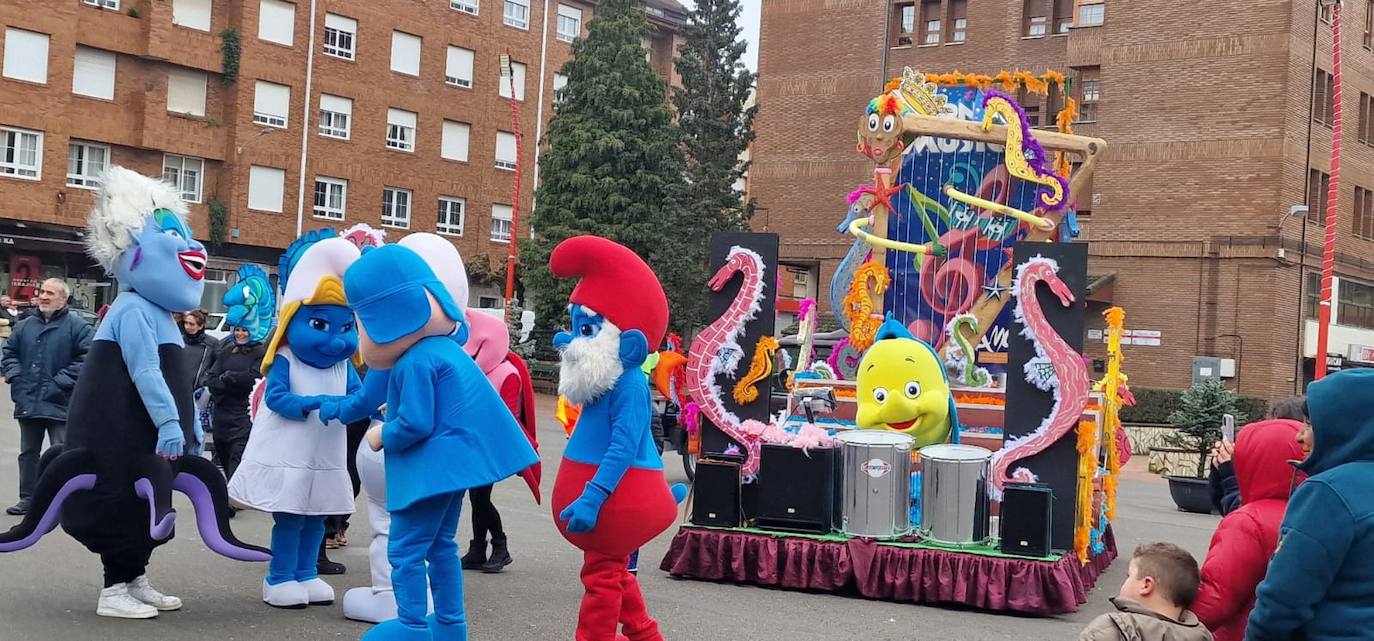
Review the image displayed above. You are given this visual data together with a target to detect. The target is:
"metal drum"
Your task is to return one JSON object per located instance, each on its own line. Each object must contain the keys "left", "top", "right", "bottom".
{"left": 919, "top": 444, "right": 992, "bottom": 546}
{"left": 836, "top": 431, "right": 915, "bottom": 539}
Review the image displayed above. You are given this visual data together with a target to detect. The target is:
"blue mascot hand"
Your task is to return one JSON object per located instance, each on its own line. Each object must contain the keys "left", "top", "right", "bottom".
{"left": 317, "top": 397, "right": 341, "bottom": 425}
{"left": 187, "top": 415, "right": 205, "bottom": 457}
{"left": 559, "top": 481, "right": 610, "bottom": 533}
{"left": 156, "top": 422, "right": 185, "bottom": 459}
{"left": 671, "top": 483, "right": 688, "bottom": 504}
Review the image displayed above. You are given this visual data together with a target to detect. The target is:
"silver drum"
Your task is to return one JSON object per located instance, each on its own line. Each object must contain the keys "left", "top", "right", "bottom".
{"left": 837, "top": 431, "right": 915, "bottom": 539}
{"left": 919, "top": 444, "right": 992, "bottom": 546}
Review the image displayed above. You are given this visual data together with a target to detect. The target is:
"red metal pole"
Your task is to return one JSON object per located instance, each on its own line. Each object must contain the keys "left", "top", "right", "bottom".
{"left": 1315, "top": 2, "right": 1342, "bottom": 381}
{"left": 503, "top": 48, "right": 523, "bottom": 324}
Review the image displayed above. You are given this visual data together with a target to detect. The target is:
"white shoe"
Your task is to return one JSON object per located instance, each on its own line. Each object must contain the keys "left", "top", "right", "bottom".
{"left": 96, "top": 583, "right": 159, "bottom": 619}
{"left": 262, "top": 579, "right": 309, "bottom": 609}
{"left": 128, "top": 575, "right": 182, "bottom": 611}
{"left": 300, "top": 578, "right": 335, "bottom": 605}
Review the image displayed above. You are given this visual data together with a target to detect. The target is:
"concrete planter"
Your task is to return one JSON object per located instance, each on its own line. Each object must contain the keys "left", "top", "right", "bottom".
{"left": 1124, "top": 424, "right": 1176, "bottom": 456}
{"left": 1148, "top": 446, "right": 1207, "bottom": 478}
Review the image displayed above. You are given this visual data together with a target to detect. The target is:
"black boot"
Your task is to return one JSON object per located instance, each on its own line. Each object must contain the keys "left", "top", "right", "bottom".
{"left": 317, "top": 540, "right": 346, "bottom": 575}
{"left": 481, "top": 540, "right": 512, "bottom": 573}
{"left": 461, "top": 540, "right": 487, "bottom": 570}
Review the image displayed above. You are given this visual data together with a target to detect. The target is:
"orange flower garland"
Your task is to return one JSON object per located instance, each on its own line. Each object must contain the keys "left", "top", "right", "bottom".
{"left": 1074, "top": 418, "right": 1098, "bottom": 565}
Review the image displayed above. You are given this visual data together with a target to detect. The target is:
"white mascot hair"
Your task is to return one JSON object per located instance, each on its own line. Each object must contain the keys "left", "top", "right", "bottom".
{"left": 86, "top": 165, "right": 190, "bottom": 271}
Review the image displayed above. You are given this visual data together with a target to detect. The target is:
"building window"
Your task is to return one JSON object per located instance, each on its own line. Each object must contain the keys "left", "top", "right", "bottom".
{"left": 382, "top": 187, "right": 411, "bottom": 229}
{"left": 898, "top": 2, "right": 916, "bottom": 35}
{"left": 252, "top": 80, "right": 290, "bottom": 128}
{"left": 162, "top": 154, "right": 204, "bottom": 203}
{"left": 1075, "top": 66, "right": 1100, "bottom": 122}
{"left": 495, "top": 131, "right": 518, "bottom": 170}
{"left": 3, "top": 28, "right": 50, "bottom": 84}
{"left": 84, "top": 0, "right": 119, "bottom": 9}
{"left": 172, "top": 0, "right": 212, "bottom": 31}
{"left": 258, "top": 0, "right": 296, "bottom": 47}
{"left": 391, "top": 31, "right": 422, "bottom": 76}
{"left": 919, "top": 0, "right": 941, "bottom": 44}
{"left": 1304, "top": 272, "right": 1320, "bottom": 319}
{"left": 1320, "top": 2, "right": 1335, "bottom": 24}
{"left": 441, "top": 120, "right": 471, "bottom": 162}
{"left": 446, "top": 46, "right": 474, "bottom": 88}
{"left": 248, "top": 165, "right": 285, "bottom": 213}
{"left": 167, "top": 68, "right": 208, "bottom": 117}
{"left": 1077, "top": 0, "right": 1104, "bottom": 27}
{"left": 478, "top": 296, "right": 500, "bottom": 309}
{"left": 323, "top": 13, "right": 356, "bottom": 60}
{"left": 642, "top": 36, "right": 653, "bottom": 62}
{"left": 386, "top": 108, "right": 417, "bottom": 152}
{"left": 451, "top": 0, "right": 479, "bottom": 15}
{"left": 1053, "top": 0, "right": 1073, "bottom": 33}
{"left": 1365, "top": 0, "right": 1373, "bottom": 49}
{"left": 437, "top": 197, "right": 465, "bottom": 236}
{"left": 73, "top": 46, "right": 116, "bottom": 100}
{"left": 1362, "top": 92, "right": 1374, "bottom": 145}
{"left": 557, "top": 4, "right": 582, "bottom": 42}
{"left": 504, "top": 0, "right": 530, "bottom": 29}
{"left": 1023, "top": 0, "right": 1049, "bottom": 36}
{"left": 499, "top": 60, "right": 526, "bottom": 101}
{"left": 1339, "top": 278, "right": 1374, "bottom": 330}
{"left": 1357, "top": 185, "right": 1374, "bottom": 240}
{"left": 948, "top": 0, "right": 967, "bottom": 42}
{"left": 1309, "top": 168, "right": 1331, "bottom": 225}
{"left": 0, "top": 127, "right": 43, "bottom": 180}
{"left": 313, "top": 176, "right": 347, "bottom": 220}
{"left": 1315, "top": 68, "right": 1336, "bottom": 127}
{"left": 319, "top": 94, "right": 352, "bottom": 139}
{"left": 491, "top": 204, "right": 513, "bottom": 242}
{"left": 1018, "top": 89, "right": 1042, "bottom": 127}
{"left": 67, "top": 141, "right": 109, "bottom": 188}
{"left": 554, "top": 72, "right": 569, "bottom": 104}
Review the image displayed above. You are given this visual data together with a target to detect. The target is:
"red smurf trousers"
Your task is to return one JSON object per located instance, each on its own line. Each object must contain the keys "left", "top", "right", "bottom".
{"left": 553, "top": 459, "right": 677, "bottom": 641}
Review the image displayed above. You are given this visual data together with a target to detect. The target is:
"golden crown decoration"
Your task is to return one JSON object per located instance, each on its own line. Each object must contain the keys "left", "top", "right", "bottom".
{"left": 896, "top": 67, "right": 955, "bottom": 117}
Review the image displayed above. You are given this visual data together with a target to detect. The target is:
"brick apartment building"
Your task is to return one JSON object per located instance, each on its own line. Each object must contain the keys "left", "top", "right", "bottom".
{"left": 751, "top": 0, "right": 1374, "bottom": 399}
{"left": 0, "top": 0, "right": 684, "bottom": 314}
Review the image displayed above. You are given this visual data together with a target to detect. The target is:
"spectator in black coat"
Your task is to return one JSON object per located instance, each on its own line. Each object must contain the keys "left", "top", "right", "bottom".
{"left": 205, "top": 326, "right": 264, "bottom": 483}
{"left": 1208, "top": 396, "right": 1306, "bottom": 515}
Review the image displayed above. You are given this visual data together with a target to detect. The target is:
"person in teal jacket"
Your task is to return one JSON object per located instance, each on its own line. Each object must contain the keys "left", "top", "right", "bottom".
{"left": 1246, "top": 368, "right": 1374, "bottom": 641}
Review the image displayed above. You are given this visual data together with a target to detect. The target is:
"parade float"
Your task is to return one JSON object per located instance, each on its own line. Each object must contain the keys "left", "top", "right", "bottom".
{"left": 660, "top": 69, "right": 1131, "bottom": 615}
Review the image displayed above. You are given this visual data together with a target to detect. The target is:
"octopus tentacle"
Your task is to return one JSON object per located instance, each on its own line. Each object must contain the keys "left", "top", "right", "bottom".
{"left": 172, "top": 456, "right": 271, "bottom": 562}
{"left": 0, "top": 448, "right": 98, "bottom": 552}
{"left": 131, "top": 453, "right": 177, "bottom": 541}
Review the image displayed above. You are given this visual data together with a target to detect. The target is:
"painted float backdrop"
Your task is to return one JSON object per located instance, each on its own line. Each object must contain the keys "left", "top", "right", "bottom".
{"left": 883, "top": 86, "right": 1043, "bottom": 381}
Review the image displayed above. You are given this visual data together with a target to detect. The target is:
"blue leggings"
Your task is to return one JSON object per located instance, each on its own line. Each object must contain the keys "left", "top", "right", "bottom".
{"left": 267, "top": 513, "right": 327, "bottom": 585}
{"left": 391, "top": 491, "right": 466, "bottom": 630}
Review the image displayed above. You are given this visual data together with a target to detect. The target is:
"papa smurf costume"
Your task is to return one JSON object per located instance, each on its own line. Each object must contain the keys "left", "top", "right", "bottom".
{"left": 344, "top": 243, "right": 537, "bottom": 641}
{"left": 0, "top": 167, "right": 269, "bottom": 619}
{"left": 549, "top": 235, "right": 685, "bottom": 641}
{"left": 333, "top": 233, "right": 539, "bottom": 624}
{"left": 227, "top": 233, "right": 362, "bottom": 609}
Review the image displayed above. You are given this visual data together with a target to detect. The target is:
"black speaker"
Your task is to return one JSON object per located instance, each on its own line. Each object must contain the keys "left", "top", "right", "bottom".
{"left": 755, "top": 444, "right": 836, "bottom": 533}
{"left": 999, "top": 483, "right": 1054, "bottom": 558}
{"left": 691, "top": 459, "right": 742, "bottom": 527}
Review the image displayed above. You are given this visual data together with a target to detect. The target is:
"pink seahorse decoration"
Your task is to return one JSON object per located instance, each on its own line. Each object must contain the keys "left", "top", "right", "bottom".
{"left": 988, "top": 256, "right": 1090, "bottom": 500}
{"left": 685, "top": 246, "right": 768, "bottom": 479}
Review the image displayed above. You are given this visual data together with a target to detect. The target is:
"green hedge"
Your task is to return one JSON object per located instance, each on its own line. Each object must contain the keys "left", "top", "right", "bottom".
{"left": 1120, "top": 386, "right": 1269, "bottom": 425}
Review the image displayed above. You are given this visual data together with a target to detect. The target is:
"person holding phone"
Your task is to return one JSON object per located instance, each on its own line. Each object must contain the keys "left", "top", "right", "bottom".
{"left": 1208, "top": 398, "right": 1305, "bottom": 515}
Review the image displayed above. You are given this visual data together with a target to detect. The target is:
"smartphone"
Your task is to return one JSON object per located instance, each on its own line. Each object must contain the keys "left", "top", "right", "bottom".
{"left": 1221, "top": 414, "right": 1235, "bottom": 443}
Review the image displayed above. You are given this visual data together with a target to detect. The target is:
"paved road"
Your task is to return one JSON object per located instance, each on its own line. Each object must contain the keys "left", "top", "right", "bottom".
{"left": 0, "top": 393, "right": 1218, "bottom": 641}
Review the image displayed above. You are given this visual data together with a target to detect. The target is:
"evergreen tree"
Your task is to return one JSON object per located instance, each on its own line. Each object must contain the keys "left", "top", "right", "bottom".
{"left": 1166, "top": 379, "right": 1245, "bottom": 477}
{"left": 521, "top": 0, "right": 688, "bottom": 338}
{"left": 666, "top": 0, "right": 758, "bottom": 330}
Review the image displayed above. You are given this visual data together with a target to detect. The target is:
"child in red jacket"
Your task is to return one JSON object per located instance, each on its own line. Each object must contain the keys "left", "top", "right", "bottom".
{"left": 1192, "top": 419, "right": 1305, "bottom": 641}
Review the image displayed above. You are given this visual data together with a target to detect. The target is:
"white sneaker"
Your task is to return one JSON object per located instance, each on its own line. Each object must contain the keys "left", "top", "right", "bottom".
{"left": 128, "top": 575, "right": 182, "bottom": 611}
{"left": 96, "top": 583, "right": 159, "bottom": 619}
{"left": 300, "top": 578, "right": 335, "bottom": 605}
{"left": 262, "top": 579, "right": 309, "bottom": 609}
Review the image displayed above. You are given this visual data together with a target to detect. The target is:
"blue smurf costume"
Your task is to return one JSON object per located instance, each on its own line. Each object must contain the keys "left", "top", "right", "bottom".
{"left": 0, "top": 166, "right": 269, "bottom": 620}
{"left": 227, "top": 232, "right": 362, "bottom": 609}
{"left": 344, "top": 244, "right": 538, "bottom": 641}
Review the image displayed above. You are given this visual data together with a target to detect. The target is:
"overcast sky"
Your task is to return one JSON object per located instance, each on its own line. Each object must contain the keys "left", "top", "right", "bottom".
{"left": 676, "top": 0, "right": 762, "bottom": 71}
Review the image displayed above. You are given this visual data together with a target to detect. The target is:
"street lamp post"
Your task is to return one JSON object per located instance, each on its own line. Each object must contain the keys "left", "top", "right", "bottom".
{"left": 1314, "top": 0, "right": 1344, "bottom": 381}
{"left": 1284, "top": 204, "right": 1310, "bottom": 389}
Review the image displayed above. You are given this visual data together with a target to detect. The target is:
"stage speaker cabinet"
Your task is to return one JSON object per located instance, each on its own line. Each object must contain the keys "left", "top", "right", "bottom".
{"left": 691, "top": 458, "right": 742, "bottom": 528}
{"left": 999, "top": 483, "right": 1054, "bottom": 558}
{"left": 755, "top": 444, "right": 836, "bottom": 533}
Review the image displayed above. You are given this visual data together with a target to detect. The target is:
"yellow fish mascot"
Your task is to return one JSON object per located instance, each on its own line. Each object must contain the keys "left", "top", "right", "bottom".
{"left": 854, "top": 316, "right": 960, "bottom": 449}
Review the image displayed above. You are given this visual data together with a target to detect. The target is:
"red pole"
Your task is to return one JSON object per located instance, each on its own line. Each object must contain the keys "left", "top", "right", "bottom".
{"left": 503, "top": 48, "right": 523, "bottom": 324}
{"left": 1315, "top": 2, "right": 1342, "bottom": 381}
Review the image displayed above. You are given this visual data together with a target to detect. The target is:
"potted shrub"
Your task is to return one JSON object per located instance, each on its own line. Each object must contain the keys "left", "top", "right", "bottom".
{"left": 1161, "top": 379, "right": 1245, "bottom": 513}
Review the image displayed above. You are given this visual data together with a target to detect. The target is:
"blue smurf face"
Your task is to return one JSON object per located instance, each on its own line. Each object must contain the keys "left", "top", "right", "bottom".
{"left": 285, "top": 304, "right": 358, "bottom": 369}
{"left": 113, "top": 208, "right": 207, "bottom": 312}
{"left": 553, "top": 304, "right": 606, "bottom": 351}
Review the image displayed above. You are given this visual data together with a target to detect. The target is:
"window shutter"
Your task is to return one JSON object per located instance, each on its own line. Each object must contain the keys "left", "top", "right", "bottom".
{"left": 73, "top": 46, "right": 116, "bottom": 99}
{"left": 442, "top": 121, "right": 471, "bottom": 161}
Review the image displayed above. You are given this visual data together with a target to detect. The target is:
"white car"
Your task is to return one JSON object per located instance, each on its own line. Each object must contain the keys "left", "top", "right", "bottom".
{"left": 204, "top": 313, "right": 232, "bottom": 341}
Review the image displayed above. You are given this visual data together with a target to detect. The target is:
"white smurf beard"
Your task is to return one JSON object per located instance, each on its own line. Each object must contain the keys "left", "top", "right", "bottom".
{"left": 558, "top": 320, "right": 625, "bottom": 406}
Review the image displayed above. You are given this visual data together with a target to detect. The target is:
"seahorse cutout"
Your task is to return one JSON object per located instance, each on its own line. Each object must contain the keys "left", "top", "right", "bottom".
{"left": 945, "top": 314, "right": 992, "bottom": 388}
{"left": 684, "top": 246, "right": 768, "bottom": 479}
{"left": 732, "top": 336, "right": 779, "bottom": 405}
{"left": 981, "top": 90, "right": 1070, "bottom": 212}
{"left": 843, "top": 260, "right": 891, "bottom": 351}
{"left": 988, "top": 256, "right": 1090, "bottom": 500}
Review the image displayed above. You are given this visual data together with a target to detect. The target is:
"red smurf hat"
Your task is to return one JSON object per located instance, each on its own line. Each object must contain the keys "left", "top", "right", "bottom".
{"left": 550, "top": 235, "right": 668, "bottom": 350}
